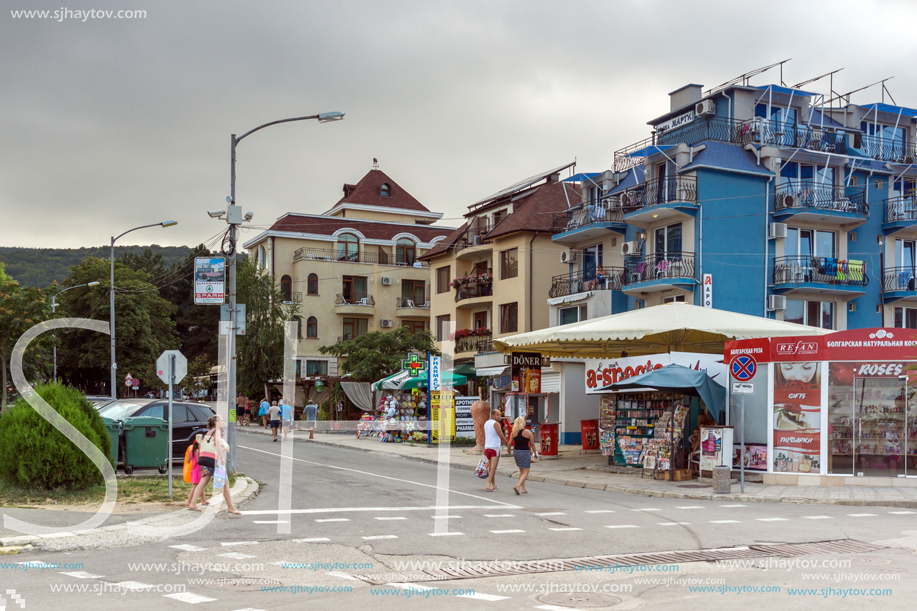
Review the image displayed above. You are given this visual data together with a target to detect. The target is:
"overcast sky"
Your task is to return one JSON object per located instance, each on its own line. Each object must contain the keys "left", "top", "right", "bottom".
{"left": 3, "top": 0, "right": 917, "bottom": 249}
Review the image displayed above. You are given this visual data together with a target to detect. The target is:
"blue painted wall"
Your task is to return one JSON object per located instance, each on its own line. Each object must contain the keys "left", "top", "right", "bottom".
{"left": 846, "top": 170, "right": 886, "bottom": 328}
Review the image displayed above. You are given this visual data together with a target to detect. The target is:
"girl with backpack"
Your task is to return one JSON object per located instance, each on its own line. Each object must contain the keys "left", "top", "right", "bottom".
{"left": 183, "top": 439, "right": 208, "bottom": 508}
{"left": 189, "top": 415, "right": 241, "bottom": 515}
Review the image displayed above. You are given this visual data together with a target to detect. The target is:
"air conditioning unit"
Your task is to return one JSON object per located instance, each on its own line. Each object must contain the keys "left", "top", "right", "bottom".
{"left": 695, "top": 100, "right": 716, "bottom": 116}
{"left": 381, "top": 276, "right": 393, "bottom": 286}
{"left": 768, "top": 222, "right": 788, "bottom": 240}
{"left": 560, "top": 250, "right": 577, "bottom": 264}
{"left": 380, "top": 319, "right": 393, "bottom": 328}
{"left": 621, "top": 241, "right": 640, "bottom": 256}
{"left": 776, "top": 193, "right": 795, "bottom": 210}
{"left": 472, "top": 234, "right": 483, "bottom": 246}
{"left": 768, "top": 295, "right": 787, "bottom": 311}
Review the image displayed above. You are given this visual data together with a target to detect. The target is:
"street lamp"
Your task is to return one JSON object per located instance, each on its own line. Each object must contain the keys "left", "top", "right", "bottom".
{"left": 51, "top": 281, "right": 100, "bottom": 383}
{"left": 110, "top": 220, "right": 178, "bottom": 399}
{"left": 216, "top": 111, "right": 345, "bottom": 472}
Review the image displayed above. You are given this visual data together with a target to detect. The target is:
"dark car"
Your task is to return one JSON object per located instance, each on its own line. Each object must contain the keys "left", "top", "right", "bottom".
{"left": 99, "top": 399, "right": 215, "bottom": 466}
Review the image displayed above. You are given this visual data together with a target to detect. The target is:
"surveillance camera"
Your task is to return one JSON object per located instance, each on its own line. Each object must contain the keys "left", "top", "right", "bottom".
{"left": 244, "top": 211, "right": 254, "bottom": 222}
{"left": 226, "top": 196, "right": 233, "bottom": 203}
{"left": 208, "top": 209, "right": 226, "bottom": 218}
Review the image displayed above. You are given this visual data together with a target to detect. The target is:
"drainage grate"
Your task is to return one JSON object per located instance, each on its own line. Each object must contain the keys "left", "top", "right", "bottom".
{"left": 354, "top": 539, "right": 885, "bottom": 584}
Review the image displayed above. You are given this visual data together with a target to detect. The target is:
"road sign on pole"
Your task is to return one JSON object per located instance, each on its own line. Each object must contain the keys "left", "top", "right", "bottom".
{"left": 157, "top": 350, "right": 187, "bottom": 385}
{"left": 730, "top": 355, "right": 757, "bottom": 381}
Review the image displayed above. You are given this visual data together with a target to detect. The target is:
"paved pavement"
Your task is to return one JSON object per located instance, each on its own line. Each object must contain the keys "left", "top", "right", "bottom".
{"left": 236, "top": 423, "right": 917, "bottom": 507}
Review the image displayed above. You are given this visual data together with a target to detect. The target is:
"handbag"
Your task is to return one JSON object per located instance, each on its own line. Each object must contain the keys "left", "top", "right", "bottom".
{"left": 182, "top": 445, "right": 194, "bottom": 484}
{"left": 213, "top": 464, "right": 228, "bottom": 490}
{"left": 474, "top": 457, "right": 489, "bottom": 479}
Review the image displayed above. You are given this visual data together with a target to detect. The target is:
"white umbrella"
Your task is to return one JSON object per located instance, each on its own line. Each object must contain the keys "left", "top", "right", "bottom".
{"left": 493, "top": 303, "right": 832, "bottom": 358}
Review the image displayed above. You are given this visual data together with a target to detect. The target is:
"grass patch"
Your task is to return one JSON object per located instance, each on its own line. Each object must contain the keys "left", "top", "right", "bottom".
{"left": 0, "top": 473, "right": 240, "bottom": 507}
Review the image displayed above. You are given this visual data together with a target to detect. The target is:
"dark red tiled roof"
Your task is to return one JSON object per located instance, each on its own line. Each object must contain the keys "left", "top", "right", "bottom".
{"left": 334, "top": 169, "right": 431, "bottom": 213}
{"left": 266, "top": 214, "right": 453, "bottom": 242}
{"left": 419, "top": 223, "right": 468, "bottom": 259}
{"left": 485, "top": 181, "right": 579, "bottom": 239}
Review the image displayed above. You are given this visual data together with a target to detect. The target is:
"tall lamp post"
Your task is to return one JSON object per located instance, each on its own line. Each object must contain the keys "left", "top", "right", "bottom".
{"left": 110, "top": 221, "right": 178, "bottom": 399}
{"left": 211, "top": 111, "right": 345, "bottom": 472}
{"left": 51, "top": 281, "right": 100, "bottom": 382}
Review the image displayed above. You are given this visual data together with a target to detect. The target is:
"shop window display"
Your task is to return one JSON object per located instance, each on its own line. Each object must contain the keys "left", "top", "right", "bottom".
{"left": 773, "top": 362, "right": 821, "bottom": 473}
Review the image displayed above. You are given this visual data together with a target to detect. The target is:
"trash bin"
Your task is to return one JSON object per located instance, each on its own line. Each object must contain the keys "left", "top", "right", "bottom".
{"left": 581, "top": 419, "right": 599, "bottom": 450}
{"left": 712, "top": 465, "right": 732, "bottom": 494}
{"left": 103, "top": 420, "right": 121, "bottom": 466}
{"left": 539, "top": 422, "right": 559, "bottom": 457}
{"left": 122, "top": 416, "right": 169, "bottom": 475}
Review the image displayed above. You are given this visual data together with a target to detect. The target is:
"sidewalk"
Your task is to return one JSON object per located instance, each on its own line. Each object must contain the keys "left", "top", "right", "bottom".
{"left": 239, "top": 424, "right": 917, "bottom": 508}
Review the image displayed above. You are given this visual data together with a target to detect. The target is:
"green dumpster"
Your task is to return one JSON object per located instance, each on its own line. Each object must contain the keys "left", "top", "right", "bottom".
{"left": 122, "top": 416, "right": 169, "bottom": 474}
{"left": 103, "top": 420, "right": 122, "bottom": 466}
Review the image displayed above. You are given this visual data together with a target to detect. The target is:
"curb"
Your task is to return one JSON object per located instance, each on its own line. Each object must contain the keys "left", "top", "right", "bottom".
{"left": 236, "top": 427, "right": 917, "bottom": 509}
{"left": 0, "top": 475, "right": 259, "bottom": 549}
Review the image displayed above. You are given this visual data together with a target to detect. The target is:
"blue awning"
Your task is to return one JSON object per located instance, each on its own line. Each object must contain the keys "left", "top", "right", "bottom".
{"left": 599, "top": 363, "right": 726, "bottom": 423}
{"left": 861, "top": 103, "right": 917, "bottom": 118}
{"left": 628, "top": 145, "right": 675, "bottom": 158}
{"left": 756, "top": 85, "right": 817, "bottom": 97}
{"left": 563, "top": 172, "right": 601, "bottom": 183}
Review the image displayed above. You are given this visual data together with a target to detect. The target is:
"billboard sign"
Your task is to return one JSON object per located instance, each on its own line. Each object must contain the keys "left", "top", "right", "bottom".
{"left": 194, "top": 257, "right": 226, "bottom": 305}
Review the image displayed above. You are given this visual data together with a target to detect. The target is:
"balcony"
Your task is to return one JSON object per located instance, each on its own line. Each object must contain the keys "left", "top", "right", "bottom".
{"left": 621, "top": 176, "right": 698, "bottom": 226}
{"left": 855, "top": 133, "right": 917, "bottom": 164}
{"left": 551, "top": 200, "right": 625, "bottom": 244}
{"left": 294, "top": 247, "right": 429, "bottom": 267}
{"left": 455, "top": 332, "right": 493, "bottom": 355}
{"left": 453, "top": 275, "right": 493, "bottom": 304}
{"left": 395, "top": 296, "right": 430, "bottom": 311}
{"left": 548, "top": 268, "right": 625, "bottom": 298}
{"left": 772, "top": 256, "right": 868, "bottom": 294}
{"left": 454, "top": 224, "right": 492, "bottom": 253}
{"left": 883, "top": 196, "right": 917, "bottom": 231}
{"left": 621, "top": 253, "right": 696, "bottom": 293}
{"left": 883, "top": 266, "right": 917, "bottom": 301}
{"left": 774, "top": 182, "right": 867, "bottom": 225}
{"left": 335, "top": 293, "right": 375, "bottom": 314}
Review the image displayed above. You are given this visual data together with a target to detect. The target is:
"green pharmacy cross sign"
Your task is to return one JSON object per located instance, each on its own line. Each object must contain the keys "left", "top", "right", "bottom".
{"left": 402, "top": 353, "right": 426, "bottom": 374}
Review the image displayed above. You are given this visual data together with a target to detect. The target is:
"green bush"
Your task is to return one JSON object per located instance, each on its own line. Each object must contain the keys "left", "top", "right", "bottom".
{"left": 0, "top": 383, "right": 111, "bottom": 491}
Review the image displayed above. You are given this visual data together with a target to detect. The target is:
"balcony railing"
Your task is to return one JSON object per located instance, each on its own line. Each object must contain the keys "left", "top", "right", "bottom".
{"left": 454, "top": 224, "right": 493, "bottom": 252}
{"left": 620, "top": 176, "right": 698, "bottom": 214}
{"left": 883, "top": 266, "right": 917, "bottom": 292}
{"left": 548, "top": 268, "right": 625, "bottom": 298}
{"left": 551, "top": 200, "right": 625, "bottom": 234}
{"left": 454, "top": 280, "right": 493, "bottom": 302}
{"left": 395, "top": 297, "right": 430, "bottom": 309}
{"left": 856, "top": 133, "right": 917, "bottom": 164}
{"left": 335, "top": 293, "right": 375, "bottom": 306}
{"left": 773, "top": 256, "right": 868, "bottom": 288}
{"left": 884, "top": 196, "right": 917, "bottom": 224}
{"left": 775, "top": 181, "right": 867, "bottom": 215}
{"left": 293, "top": 247, "right": 429, "bottom": 267}
{"left": 456, "top": 334, "right": 493, "bottom": 354}
{"left": 622, "top": 253, "right": 696, "bottom": 285}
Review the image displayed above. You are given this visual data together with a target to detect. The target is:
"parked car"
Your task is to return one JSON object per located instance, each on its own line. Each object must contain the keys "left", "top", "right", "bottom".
{"left": 99, "top": 399, "right": 216, "bottom": 463}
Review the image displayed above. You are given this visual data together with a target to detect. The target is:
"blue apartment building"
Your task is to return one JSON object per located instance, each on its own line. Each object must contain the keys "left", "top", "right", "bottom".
{"left": 550, "top": 78, "right": 917, "bottom": 331}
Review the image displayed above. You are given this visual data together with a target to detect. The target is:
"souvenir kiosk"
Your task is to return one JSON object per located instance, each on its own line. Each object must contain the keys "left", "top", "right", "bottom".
{"left": 725, "top": 328, "right": 917, "bottom": 486}
{"left": 493, "top": 391, "right": 552, "bottom": 455}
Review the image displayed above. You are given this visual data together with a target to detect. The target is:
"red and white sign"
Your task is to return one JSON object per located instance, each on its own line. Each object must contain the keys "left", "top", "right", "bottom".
{"left": 727, "top": 328, "right": 917, "bottom": 363}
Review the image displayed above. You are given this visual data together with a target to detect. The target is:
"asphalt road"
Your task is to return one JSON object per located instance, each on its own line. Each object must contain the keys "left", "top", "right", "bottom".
{"left": 4, "top": 432, "right": 917, "bottom": 610}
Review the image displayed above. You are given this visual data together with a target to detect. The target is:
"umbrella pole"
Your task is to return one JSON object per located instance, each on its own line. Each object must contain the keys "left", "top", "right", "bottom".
{"left": 670, "top": 391, "right": 675, "bottom": 482}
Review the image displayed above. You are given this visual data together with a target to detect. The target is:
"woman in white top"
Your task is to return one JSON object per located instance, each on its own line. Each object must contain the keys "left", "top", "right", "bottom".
{"left": 483, "top": 408, "right": 508, "bottom": 492}
{"left": 189, "top": 415, "right": 241, "bottom": 515}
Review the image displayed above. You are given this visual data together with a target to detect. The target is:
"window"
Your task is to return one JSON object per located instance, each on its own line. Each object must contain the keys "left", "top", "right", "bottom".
{"left": 256, "top": 245, "right": 267, "bottom": 270}
{"left": 342, "top": 275, "right": 368, "bottom": 301}
{"left": 342, "top": 318, "right": 368, "bottom": 340}
{"left": 337, "top": 233, "right": 359, "bottom": 261}
{"left": 473, "top": 311, "right": 487, "bottom": 329}
{"left": 280, "top": 275, "right": 292, "bottom": 302}
{"left": 654, "top": 223, "right": 682, "bottom": 258}
{"left": 137, "top": 404, "right": 164, "bottom": 419}
{"left": 306, "top": 316, "right": 317, "bottom": 338}
{"left": 306, "top": 360, "right": 328, "bottom": 376}
{"left": 172, "top": 405, "right": 191, "bottom": 423}
{"left": 307, "top": 273, "right": 318, "bottom": 295}
{"left": 435, "top": 315, "right": 450, "bottom": 341}
{"left": 785, "top": 299, "right": 834, "bottom": 330}
{"left": 402, "top": 320, "right": 426, "bottom": 333}
{"left": 500, "top": 302, "right": 518, "bottom": 334}
{"left": 786, "top": 228, "right": 836, "bottom": 258}
{"left": 493, "top": 210, "right": 506, "bottom": 227}
{"left": 396, "top": 239, "right": 416, "bottom": 266}
{"left": 860, "top": 122, "right": 906, "bottom": 152}
{"left": 895, "top": 307, "right": 917, "bottom": 329}
{"left": 380, "top": 183, "right": 391, "bottom": 198}
{"left": 560, "top": 306, "right": 579, "bottom": 325}
{"left": 436, "top": 266, "right": 451, "bottom": 293}
{"left": 402, "top": 280, "right": 425, "bottom": 304}
{"left": 580, "top": 244, "right": 603, "bottom": 281}
{"left": 663, "top": 294, "right": 686, "bottom": 303}
{"left": 780, "top": 162, "right": 835, "bottom": 189}
{"left": 755, "top": 103, "right": 798, "bottom": 126}
{"left": 500, "top": 248, "right": 518, "bottom": 279}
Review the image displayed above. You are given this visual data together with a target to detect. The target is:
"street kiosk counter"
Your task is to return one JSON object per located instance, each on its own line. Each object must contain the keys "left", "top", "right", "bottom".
{"left": 726, "top": 328, "right": 917, "bottom": 486}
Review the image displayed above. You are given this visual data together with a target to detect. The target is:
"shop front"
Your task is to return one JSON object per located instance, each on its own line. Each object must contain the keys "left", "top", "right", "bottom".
{"left": 725, "top": 328, "right": 917, "bottom": 486}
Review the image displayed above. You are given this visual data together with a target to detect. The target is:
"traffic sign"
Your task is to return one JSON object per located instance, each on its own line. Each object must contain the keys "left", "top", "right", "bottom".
{"left": 732, "top": 381, "right": 755, "bottom": 395}
{"left": 156, "top": 350, "right": 188, "bottom": 384}
{"left": 730, "top": 355, "right": 756, "bottom": 381}
{"left": 131, "top": 378, "right": 140, "bottom": 387}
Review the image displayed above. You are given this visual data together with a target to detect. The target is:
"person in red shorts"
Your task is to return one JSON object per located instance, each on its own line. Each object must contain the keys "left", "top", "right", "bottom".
{"left": 483, "top": 408, "right": 508, "bottom": 492}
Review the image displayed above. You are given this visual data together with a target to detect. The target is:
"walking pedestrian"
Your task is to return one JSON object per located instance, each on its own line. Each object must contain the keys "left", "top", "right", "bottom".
{"left": 268, "top": 400, "right": 282, "bottom": 442}
{"left": 244, "top": 398, "right": 252, "bottom": 426}
{"left": 304, "top": 398, "right": 318, "bottom": 438}
{"left": 483, "top": 408, "right": 508, "bottom": 492}
{"left": 281, "top": 398, "right": 293, "bottom": 440}
{"left": 184, "top": 438, "right": 208, "bottom": 508}
{"left": 235, "top": 392, "right": 246, "bottom": 426}
{"left": 259, "top": 397, "right": 270, "bottom": 428}
{"left": 189, "top": 415, "right": 241, "bottom": 515}
{"left": 508, "top": 416, "right": 538, "bottom": 495}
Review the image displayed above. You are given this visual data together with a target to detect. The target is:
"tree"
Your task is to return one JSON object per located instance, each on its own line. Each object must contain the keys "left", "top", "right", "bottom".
{"left": 236, "top": 258, "right": 299, "bottom": 397}
{"left": 57, "top": 258, "right": 178, "bottom": 396}
{"left": 318, "top": 327, "right": 439, "bottom": 382}
{"left": 0, "top": 263, "right": 52, "bottom": 410}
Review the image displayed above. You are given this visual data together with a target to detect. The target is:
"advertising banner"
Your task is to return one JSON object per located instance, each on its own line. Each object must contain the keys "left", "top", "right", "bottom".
{"left": 727, "top": 328, "right": 917, "bottom": 363}
{"left": 194, "top": 257, "right": 226, "bottom": 305}
{"left": 511, "top": 352, "right": 542, "bottom": 393}
{"left": 772, "top": 361, "right": 821, "bottom": 473}
{"left": 430, "top": 390, "right": 455, "bottom": 441}
{"left": 585, "top": 352, "right": 727, "bottom": 394}
{"left": 454, "top": 396, "right": 475, "bottom": 439}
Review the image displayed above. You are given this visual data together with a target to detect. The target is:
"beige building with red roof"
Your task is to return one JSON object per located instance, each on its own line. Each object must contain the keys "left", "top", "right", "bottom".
{"left": 243, "top": 168, "right": 455, "bottom": 378}
{"left": 420, "top": 163, "right": 580, "bottom": 371}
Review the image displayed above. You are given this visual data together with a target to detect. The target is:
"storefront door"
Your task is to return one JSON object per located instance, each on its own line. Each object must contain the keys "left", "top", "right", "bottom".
{"left": 831, "top": 378, "right": 907, "bottom": 477}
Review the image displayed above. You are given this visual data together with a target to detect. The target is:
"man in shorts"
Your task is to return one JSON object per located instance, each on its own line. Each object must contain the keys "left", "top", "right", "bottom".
{"left": 268, "top": 400, "right": 282, "bottom": 442}
{"left": 483, "top": 408, "right": 508, "bottom": 492}
{"left": 280, "top": 397, "right": 293, "bottom": 440}
{"left": 304, "top": 399, "right": 318, "bottom": 438}
{"left": 235, "top": 393, "right": 246, "bottom": 427}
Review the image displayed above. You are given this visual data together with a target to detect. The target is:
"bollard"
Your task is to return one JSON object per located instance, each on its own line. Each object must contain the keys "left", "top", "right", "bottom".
{"left": 712, "top": 465, "right": 732, "bottom": 494}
